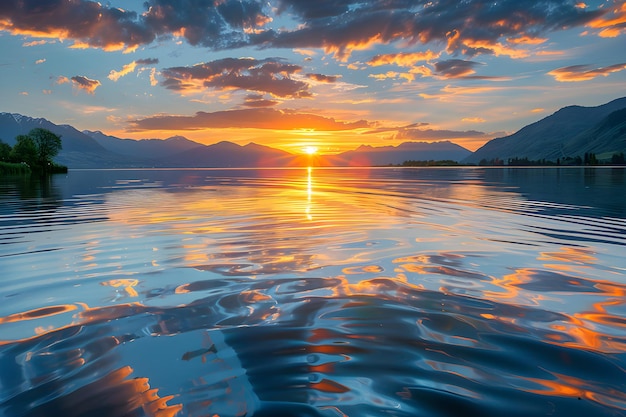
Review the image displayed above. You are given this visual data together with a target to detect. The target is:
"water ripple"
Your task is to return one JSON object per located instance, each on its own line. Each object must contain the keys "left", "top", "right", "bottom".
{"left": 1, "top": 168, "right": 625, "bottom": 417}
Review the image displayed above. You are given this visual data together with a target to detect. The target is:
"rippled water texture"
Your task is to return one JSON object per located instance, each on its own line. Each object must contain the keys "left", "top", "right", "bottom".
{"left": 1, "top": 167, "right": 625, "bottom": 417}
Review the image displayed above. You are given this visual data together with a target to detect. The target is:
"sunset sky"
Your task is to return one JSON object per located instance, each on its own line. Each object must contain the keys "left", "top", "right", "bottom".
{"left": 1, "top": 0, "right": 625, "bottom": 154}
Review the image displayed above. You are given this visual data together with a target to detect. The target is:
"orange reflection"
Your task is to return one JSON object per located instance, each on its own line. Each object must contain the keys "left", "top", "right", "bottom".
{"left": 102, "top": 278, "right": 140, "bottom": 297}
{"left": 0, "top": 304, "right": 78, "bottom": 325}
{"left": 539, "top": 247, "right": 597, "bottom": 264}
{"left": 525, "top": 372, "right": 626, "bottom": 409}
{"left": 310, "top": 378, "right": 350, "bottom": 393}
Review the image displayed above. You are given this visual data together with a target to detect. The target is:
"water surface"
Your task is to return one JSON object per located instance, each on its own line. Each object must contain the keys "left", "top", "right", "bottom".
{"left": 1, "top": 167, "right": 625, "bottom": 416}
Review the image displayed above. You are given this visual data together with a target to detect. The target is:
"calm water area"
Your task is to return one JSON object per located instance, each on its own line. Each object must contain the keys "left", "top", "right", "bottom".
{"left": 1, "top": 167, "right": 625, "bottom": 417}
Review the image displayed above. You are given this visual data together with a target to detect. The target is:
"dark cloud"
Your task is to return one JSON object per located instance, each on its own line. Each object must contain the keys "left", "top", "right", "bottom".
{"left": 129, "top": 108, "right": 370, "bottom": 131}
{"left": 257, "top": 0, "right": 605, "bottom": 58}
{"left": 242, "top": 94, "right": 279, "bottom": 107}
{"left": 434, "top": 59, "right": 481, "bottom": 78}
{"left": 0, "top": 1, "right": 608, "bottom": 57}
{"left": 136, "top": 58, "right": 159, "bottom": 65}
{"left": 306, "top": 73, "right": 340, "bottom": 83}
{"left": 71, "top": 75, "right": 101, "bottom": 94}
{"left": 0, "top": 0, "right": 153, "bottom": 51}
{"left": 161, "top": 57, "right": 311, "bottom": 98}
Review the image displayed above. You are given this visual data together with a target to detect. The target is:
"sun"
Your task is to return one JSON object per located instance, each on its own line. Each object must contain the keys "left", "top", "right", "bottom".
{"left": 303, "top": 146, "right": 318, "bottom": 155}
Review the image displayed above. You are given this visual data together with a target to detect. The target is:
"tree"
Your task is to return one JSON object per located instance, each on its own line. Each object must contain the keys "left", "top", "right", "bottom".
{"left": 28, "top": 128, "right": 62, "bottom": 170}
{"left": 612, "top": 152, "right": 625, "bottom": 165}
{"left": 0, "top": 140, "right": 11, "bottom": 162}
{"left": 10, "top": 134, "right": 38, "bottom": 166}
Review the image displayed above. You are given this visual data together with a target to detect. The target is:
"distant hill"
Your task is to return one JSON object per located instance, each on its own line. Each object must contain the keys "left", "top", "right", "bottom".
{"left": 0, "top": 112, "right": 474, "bottom": 168}
{"left": 83, "top": 131, "right": 204, "bottom": 160}
{"left": 161, "top": 141, "right": 296, "bottom": 168}
{"left": 322, "top": 141, "right": 472, "bottom": 166}
{"left": 0, "top": 113, "right": 300, "bottom": 168}
{"left": 465, "top": 97, "right": 626, "bottom": 163}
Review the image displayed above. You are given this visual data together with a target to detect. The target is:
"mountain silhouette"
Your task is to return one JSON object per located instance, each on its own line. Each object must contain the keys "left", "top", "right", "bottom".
{"left": 464, "top": 97, "right": 626, "bottom": 163}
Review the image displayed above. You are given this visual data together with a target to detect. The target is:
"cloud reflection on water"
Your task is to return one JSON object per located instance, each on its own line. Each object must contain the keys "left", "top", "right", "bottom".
{"left": 0, "top": 168, "right": 625, "bottom": 416}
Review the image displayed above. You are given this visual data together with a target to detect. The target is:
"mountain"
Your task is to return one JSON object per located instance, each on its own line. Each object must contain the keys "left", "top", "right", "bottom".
{"left": 321, "top": 141, "right": 472, "bottom": 166}
{"left": 465, "top": 97, "right": 626, "bottom": 163}
{"left": 0, "top": 113, "right": 302, "bottom": 168}
{"left": 163, "top": 141, "right": 296, "bottom": 167}
{"left": 0, "top": 112, "right": 137, "bottom": 168}
{"left": 562, "top": 108, "right": 626, "bottom": 158}
{"left": 83, "top": 131, "right": 204, "bottom": 159}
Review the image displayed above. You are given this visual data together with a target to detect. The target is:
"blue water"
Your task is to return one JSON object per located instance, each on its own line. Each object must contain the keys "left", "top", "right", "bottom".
{"left": 1, "top": 167, "right": 625, "bottom": 416}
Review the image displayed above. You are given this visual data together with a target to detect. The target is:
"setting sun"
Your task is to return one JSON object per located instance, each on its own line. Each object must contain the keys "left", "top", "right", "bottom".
{"left": 304, "top": 146, "right": 318, "bottom": 155}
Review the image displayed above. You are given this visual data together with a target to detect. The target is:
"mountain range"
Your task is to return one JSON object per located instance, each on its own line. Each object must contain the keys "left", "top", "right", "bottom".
{"left": 464, "top": 96, "right": 626, "bottom": 164}
{"left": 1, "top": 96, "right": 625, "bottom": 168}
{"left": 0, "top": 113, "right": 471, "bottom": 168}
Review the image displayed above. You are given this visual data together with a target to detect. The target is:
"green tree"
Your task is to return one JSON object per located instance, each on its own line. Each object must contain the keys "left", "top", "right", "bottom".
{"left": 0, "top": 140, "right": 11, "bottom": 162}
{"left": 28, "top": 128, "right": 62, "bottom": 170}
{"left": 612, "top": 152, "right": 625, "bottom": 165}
{"left": 10, "top": 134, "right": 37, "bottom": 166}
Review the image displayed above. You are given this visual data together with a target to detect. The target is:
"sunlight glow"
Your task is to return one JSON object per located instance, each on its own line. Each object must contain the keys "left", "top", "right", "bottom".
{"left": 304, "top": 146, "right": 318, "bottom": 155}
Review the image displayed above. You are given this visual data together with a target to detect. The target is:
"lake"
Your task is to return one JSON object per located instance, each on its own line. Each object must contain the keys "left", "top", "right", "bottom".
{"left": 1, "top": 167, "right": 625, "bottom": 417}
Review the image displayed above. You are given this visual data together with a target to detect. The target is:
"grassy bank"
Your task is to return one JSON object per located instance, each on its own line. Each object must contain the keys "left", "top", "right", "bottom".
{"left": 0, "top": 162, "right": 68, "bottom": 175}
{"left": 0, "top": 162, "right": 31, "bottom": 175}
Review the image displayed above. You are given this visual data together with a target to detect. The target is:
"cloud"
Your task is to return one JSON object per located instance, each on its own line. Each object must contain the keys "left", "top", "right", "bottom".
{"left": 0, "top": 0, "right": 609, "bottom": 59}
{"left": 306, "top": 73, "right": 340, "bottom": 83}
{"left": 462, "top": 117, "right": 486, "bottom": 123}
{"left": 293, "top": 48, "right": 317, "bottom": 57}
{"left": 129, "top": 108, "right": 370, "bottom": 131}
{"left": 161, "top": 57, "right": 312, "bottom": 98}
{"left": 369, "top": 71, "right": 417, "bottom": 82}
{"left": 0, "top": 1, "right": 153, "bottom": 52}
{"left": 23, "top": 39, "right": 54, "bottom": 47}
{"left": 394, "top": 127, "right": 489, "bottom": 141}
{"left": 35, "top": 58, "right": 45, "bottom": 65}
{"left": 547, "top": 63, "right": 626, "bottom": 82}
{"left": 148, "top": 68, "right": 159, "bottom": 86}
{"left": 55, "top": 76, "right": 70, "bottom": 85}
{"left": 261, "top": 0, "right": 605, "bottom": 59}
{"left": 367, "top": 50, "right": 440, "bottom": 67}
{"left": 71, "top": 75, "right": 101, "bottom": 94}
{"left": 242, "top": 94, "right": 279, "bottom": 107}
{"left": 586, "top": 2, "right": 626, "bottom": 38}
{"left": 434, "top": 59, "right": 482, "bottom": 78}
{"left": 108, "top": 61, "right": 138, "bottom": 81}
{"left": 136, "top": 58, "right": 159, "bottom": 65}
{"left": 108, "top": 58, "right": 160, "bottom": 82}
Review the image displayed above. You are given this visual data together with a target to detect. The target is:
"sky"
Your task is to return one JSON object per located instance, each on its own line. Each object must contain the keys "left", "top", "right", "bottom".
{"left": 0, "top": 0, "right": 625, "bottom": 154}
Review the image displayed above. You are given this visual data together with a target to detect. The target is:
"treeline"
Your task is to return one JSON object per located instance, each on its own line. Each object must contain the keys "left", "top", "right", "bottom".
{"left": 478, "top": 152, "right": 626, "bottom": 167}
{"left": 0, "top": 128, "right": 67, "bottom": 175}
{"left": 401, "top": 160, "right": 461, "bottom": 167}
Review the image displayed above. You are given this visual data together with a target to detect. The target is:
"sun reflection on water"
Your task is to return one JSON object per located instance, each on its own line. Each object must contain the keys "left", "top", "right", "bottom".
{"left": 1, "top": 168, "right": 626, "bottom": 416}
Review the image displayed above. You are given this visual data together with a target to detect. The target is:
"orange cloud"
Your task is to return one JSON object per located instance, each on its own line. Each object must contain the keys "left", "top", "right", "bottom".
{"left": 55, "top": 76, "right": 70, "bottom": 85}
{"left": 71, "top": 75, "right": 101, "bottom": 94}
{"left": 587, "top": 2, "right": 626, "bottom": 37}
{"left": 129, "top": 108, "right": 371, "bottom": 131}
{"left": 108, "top": 62, "right": 138, "bottom": 81}
{"left": 462, "top": 117, "right": 486, "bottom": 123}
{"left": 367, "top": 50, "right": 440, "bottom": 67}
{"left": 548, "top": 63, "right": 626, "bottom": 82}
